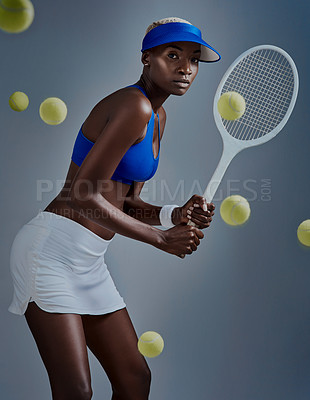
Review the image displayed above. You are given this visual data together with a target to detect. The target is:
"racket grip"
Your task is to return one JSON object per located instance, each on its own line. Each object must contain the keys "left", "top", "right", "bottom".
{"left": 187, "top": 219, "right": 198, "bottom": 227}
{"left": 179, "top": 219, "right": 199, "bottom": 258}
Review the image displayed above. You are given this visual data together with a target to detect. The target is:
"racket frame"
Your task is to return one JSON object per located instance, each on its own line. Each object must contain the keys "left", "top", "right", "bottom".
{"left": 202, "top": 44, "right": 299, "bottom": 202}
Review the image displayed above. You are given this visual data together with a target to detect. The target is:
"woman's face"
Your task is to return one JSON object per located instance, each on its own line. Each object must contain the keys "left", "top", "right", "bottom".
{"left": 144, "top": 41, "right": 201, "bottom": 95}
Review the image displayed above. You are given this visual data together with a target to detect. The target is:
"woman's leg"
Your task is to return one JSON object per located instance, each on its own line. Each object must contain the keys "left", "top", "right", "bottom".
{"left": 82, "top": 308, "right": 151, "bottom": 400}
{"left": 25, "top": 302, "right": 93, "bottom": 400}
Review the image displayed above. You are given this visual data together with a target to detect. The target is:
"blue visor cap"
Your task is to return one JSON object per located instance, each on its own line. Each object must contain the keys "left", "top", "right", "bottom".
{"left": 141, "top": 22, "right": 221, "bottom": 63}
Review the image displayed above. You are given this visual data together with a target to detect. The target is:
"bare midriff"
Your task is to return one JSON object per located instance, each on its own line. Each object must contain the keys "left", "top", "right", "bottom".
{"left": 44, "top": 160, "right": 131, "bottom": 241}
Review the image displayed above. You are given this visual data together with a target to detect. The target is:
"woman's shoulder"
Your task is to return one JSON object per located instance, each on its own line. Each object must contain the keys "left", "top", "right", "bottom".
{"left": 83, "top": 87, "right": 153, "bottom": 139}
{"left": 94, "top": 86, "right": 153, "bottom": 119}
{"left": 83, "top": 86, "right": 153, "bottom": 135}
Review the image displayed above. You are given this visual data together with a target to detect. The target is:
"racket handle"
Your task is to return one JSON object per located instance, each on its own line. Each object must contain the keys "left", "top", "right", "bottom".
{"left": 179, "top": 219, "right": 199, "bottom": 258}
{"left": 203, "top": 145, "right": 238, "bottom": 202}
{"left": 179, "top": 146, "right": 238, "bottom": 258}
{"left": 187, "top": 219, "right": 198, "bottom": 227}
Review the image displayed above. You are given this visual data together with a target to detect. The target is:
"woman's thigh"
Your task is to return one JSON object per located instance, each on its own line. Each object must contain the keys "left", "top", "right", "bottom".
{"left": 25, "top": 301, "right": 92, "bottom": 399}
{"left": 82, "top": 308, "right": 151, "bottom": 397}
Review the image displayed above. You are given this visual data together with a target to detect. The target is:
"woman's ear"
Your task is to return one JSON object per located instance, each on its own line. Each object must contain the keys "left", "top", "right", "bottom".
{"left": 141, "top": 51, "right": 150, "bottom": 67}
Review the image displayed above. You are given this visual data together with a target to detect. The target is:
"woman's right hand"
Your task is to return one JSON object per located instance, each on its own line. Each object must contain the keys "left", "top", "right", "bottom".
{"left": 157, "top": 224, "right": 204, "bottom": 258}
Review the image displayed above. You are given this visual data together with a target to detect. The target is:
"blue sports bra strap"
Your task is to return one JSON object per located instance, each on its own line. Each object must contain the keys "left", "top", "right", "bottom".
{"left": 157, "top": 112, "right": 160, "bottom": 141}
{"left": 126, "top": 84, "right": 148, "bottom": 98}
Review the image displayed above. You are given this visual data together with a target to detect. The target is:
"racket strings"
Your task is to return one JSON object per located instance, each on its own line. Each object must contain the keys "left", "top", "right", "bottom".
{"left": 228, "top": 53, "right": 293, "bottom": 139}
{"left": 221, "top": 49, "right": 295, "bottom": 141}
{"left": 228, "top": 51, "right": 293, "bottom": 139}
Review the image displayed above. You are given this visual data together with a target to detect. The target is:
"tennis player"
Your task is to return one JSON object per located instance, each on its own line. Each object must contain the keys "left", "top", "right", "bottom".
{"left": 9, "top": 17, "right": 220, "bottom": 400}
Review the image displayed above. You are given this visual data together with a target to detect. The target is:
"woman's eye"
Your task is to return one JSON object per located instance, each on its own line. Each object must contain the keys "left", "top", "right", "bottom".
{"left": 168, "top": 53, "right": 178, "bottom": 59}
{"left": 191, "top": 57, "right": 199, "bottom": 63}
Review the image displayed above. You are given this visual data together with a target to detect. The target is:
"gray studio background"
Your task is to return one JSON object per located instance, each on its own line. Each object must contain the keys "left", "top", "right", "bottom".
{"left": 1, "top": 1, "right": 310, "bottom": 399}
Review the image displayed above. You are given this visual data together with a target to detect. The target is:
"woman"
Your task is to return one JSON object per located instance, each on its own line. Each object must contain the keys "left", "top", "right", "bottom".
{"left": 8, "top": 17, "right": 220, "bottom": 400}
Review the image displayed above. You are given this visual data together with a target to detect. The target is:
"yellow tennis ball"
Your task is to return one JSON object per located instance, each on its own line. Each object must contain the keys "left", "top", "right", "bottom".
{"left": 217, "top": 91, "right": 246, "bottom": 120}
{"left": 297, "top": 220, "right": 310, "bottom": 247}
{"left": 39, "top": 97, "right": 67, "bottom": 125}
{"left": 9, "top": 91, "right": 29, "bottom": 111}
{"left": 138, "top": 331, "right": 164, "bottom": 358}
{"left": 220, "top": 195, "right": 251, "bottom": 226}
{"left": 0, "top": 0, "right": 34, "bottom": 33}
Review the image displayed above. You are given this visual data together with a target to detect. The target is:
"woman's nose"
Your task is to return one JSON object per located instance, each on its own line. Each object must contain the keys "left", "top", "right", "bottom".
{"left": 177, "top": 61, "right": 192, "bottom": 75}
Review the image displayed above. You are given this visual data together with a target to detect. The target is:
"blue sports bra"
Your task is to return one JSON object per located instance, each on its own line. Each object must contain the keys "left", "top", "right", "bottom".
{"left": 71, "top": 85, "right": 160, "bottom": 185}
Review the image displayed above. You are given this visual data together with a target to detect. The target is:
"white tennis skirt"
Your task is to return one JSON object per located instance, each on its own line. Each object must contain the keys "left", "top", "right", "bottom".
{"left": 8, "top": 211, "right": 126, "bottom": 315}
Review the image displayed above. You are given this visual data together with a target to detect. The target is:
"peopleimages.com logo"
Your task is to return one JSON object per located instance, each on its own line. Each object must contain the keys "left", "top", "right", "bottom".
{"left": 36, "top": 178, "right": 272, "bottom": 203}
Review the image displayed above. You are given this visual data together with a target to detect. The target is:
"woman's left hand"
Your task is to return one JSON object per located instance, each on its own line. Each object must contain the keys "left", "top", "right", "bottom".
{"left": 171, "top": 194, "right": 215, "bottom": 229}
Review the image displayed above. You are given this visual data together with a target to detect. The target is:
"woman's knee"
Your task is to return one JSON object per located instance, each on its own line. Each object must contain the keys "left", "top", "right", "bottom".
{"left": 113, "top": 364, "right": 151, "bottom": 400}
{"left": 52, "top": 381, "right": 93, "bottom": 400}
{"left": 138, "top": 363, "right": 152, "bottom": 392}
{"left": 75, "top": 384, "right": 93, "bottom": 400}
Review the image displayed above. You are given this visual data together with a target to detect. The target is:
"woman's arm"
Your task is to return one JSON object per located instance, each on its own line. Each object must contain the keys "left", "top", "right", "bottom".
{"left": 66, "top": 93, "right": 203, "bottom": 257}
{"left": 123, "top": 182, "right": 162, "bottom": 225}
{"left": 67, "top": 94, "right": 162, "bottom": 246}
{"left": 124, "top": 181, "right": 215, "bottom": 228}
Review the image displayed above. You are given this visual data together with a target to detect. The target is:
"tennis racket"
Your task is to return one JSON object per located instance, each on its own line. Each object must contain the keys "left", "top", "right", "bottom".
{"left": 188, "top": 44, "right": 299, "bottom": 228}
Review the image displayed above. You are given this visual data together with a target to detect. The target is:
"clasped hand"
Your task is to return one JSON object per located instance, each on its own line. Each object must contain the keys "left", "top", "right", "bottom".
{"left": 158, "top": 195, "right": 215, "bottom": 258}
{"left": 172, "top": 194, "right": 215, "bottom": 229}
